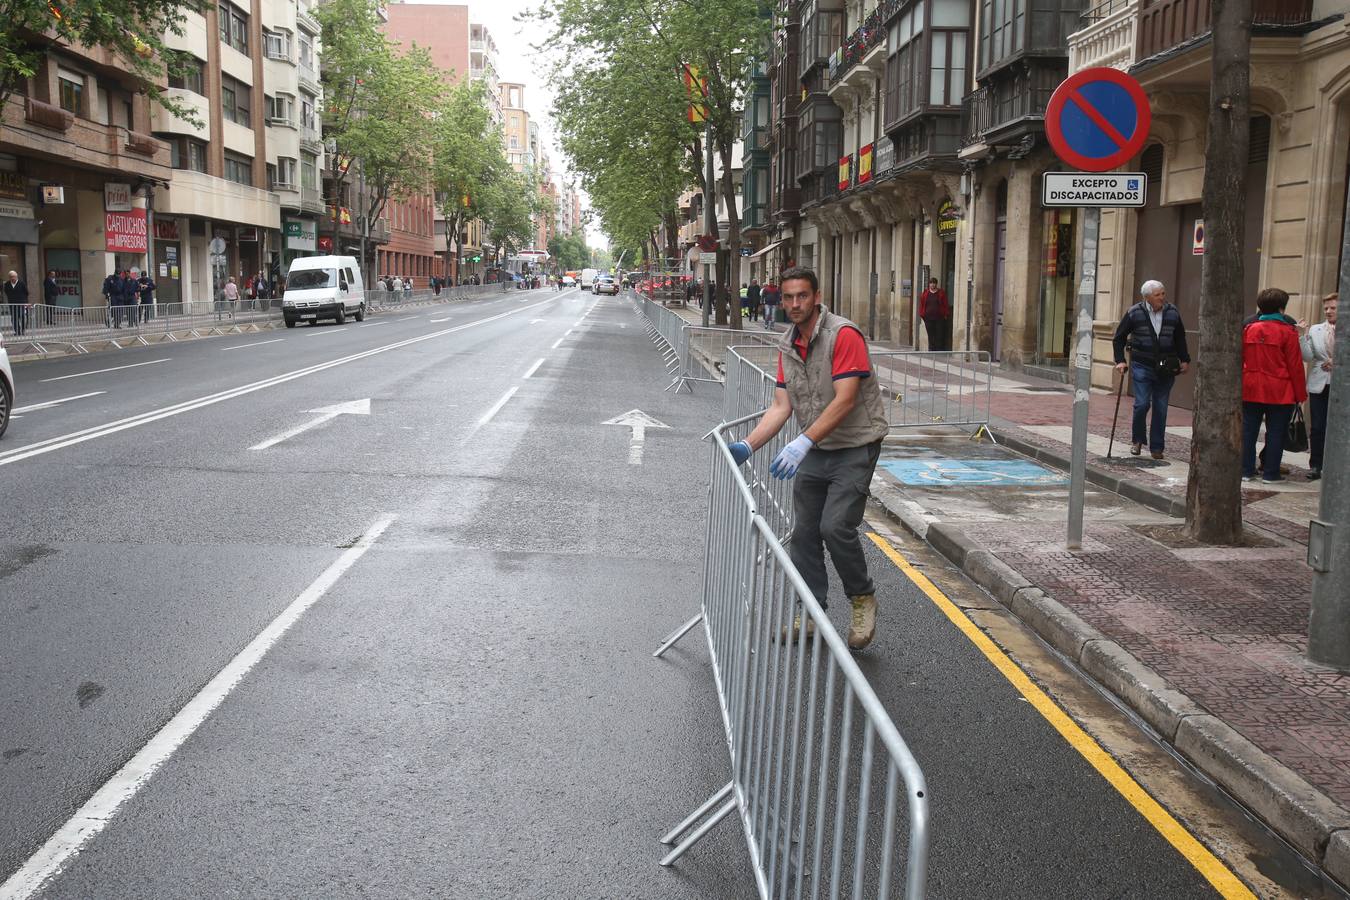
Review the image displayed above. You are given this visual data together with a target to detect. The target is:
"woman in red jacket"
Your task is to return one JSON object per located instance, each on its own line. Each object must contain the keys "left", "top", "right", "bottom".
{"left": 1242, "top": 288, "right": 1308, "bottom": 483}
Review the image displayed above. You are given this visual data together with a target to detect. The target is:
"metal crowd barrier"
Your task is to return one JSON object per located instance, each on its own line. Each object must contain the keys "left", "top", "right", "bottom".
{"left": 631, "top": 294, "right": 781, "bottom": 394}
{"left": 1, "top": 301, "right": 282, "bottom": 355}
{"left": 872, "top": 350, "right": 995, "bottom": 438}
{"left": 655, "top": 411, "right": 930, "bottom": 899}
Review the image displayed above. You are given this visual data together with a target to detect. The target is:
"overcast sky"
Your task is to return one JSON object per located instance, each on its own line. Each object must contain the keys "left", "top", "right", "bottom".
{"left": 392, "top": 0, "right": 606, "bottom": 248}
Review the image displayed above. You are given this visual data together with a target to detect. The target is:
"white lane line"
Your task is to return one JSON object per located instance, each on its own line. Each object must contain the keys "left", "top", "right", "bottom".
{"left": 429, "top": 317, "right": 451, "bottom": 323}
{"left": 522, "top": 358, "right": 544, "bottom": 379}
{"left": 358, "top": 321, "right": 388, "bottom": 328}
{"left": 40, "top": 359, "right": 170, "bottom": 383}
{"left": 221, "top": 339, "right": 284, "bottom": 352}
{"left": 475, "top": 386, "right": 518, "bottom": 428}
{"left": 551, "top": 337, "right": 564, "bottom": 349}
{"left": 397, "top": 315, "right": 418, "bottom": 321}
{"left": 0, "top": 515, "right": 395, "bottom": 900}
{"left": 0, "top": 300, "right": 555, "bottom": 468}
{"left": 12, "top": 391, "right": 105, "bottom": 414}
{"left": 305, "top": 328, "right": 345, "bottom": 336}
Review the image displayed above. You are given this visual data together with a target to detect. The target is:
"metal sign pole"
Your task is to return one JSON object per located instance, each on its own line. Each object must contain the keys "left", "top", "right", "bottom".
{"left": 1067, "top": 206, "right": 1100, "bottom": 549}
{"left": 1307, "top": 174, "right": 1350, "bottom": 672}
{"left": 702, "top": 118, "right": 713, "bottom": 328}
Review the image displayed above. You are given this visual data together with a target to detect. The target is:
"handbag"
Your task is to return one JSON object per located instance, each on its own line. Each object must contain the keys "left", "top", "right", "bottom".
{"left": 1287, "top": 405, "right": 1310, "bottom": 454}
{"left": 1157, "top": 354, "right": 1183, "bottom": 377}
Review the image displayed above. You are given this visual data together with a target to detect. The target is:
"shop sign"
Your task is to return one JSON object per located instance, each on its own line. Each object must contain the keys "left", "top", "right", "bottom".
{"left": 936, "top": 199, "right": 962, "bottom": 238}
{"left": 0, "top": 170, "right": 26, "bottom": 201}
{"left": 105, "top": 207, "right": 148, "bottom": 253}
{"left": 858, "top": 144, "right": 874, "bottom": 185}
{"left": 104, "top": 182, "right": 133, "bottom": 212}
{"left": 838, "top": 154, "right": 852, "bottom": 192}
{"left": 41, "top": 184, "right": 64, "bottom": 205}
{"left": 0, "top": 199, "right": 34, "bottom": 220}
{"left": 46, "top": 249, "right": 82, "bottom": 308}
{"left": 154, "top": 219, "right": 180, "bottom": 241}
{"left": 285, "top": 218, "right": 316, "bottom": 251}
{"left": 874, "top": 137, "right": 895, "bottom": 176}
{"left": 317, "top": 235, "right": 333, "bottom": 253}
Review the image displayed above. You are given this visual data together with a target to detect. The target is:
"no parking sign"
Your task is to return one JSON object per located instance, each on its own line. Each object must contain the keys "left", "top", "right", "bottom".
{"left": 1045, "top": 67, "right": 1151, "bottom": 173}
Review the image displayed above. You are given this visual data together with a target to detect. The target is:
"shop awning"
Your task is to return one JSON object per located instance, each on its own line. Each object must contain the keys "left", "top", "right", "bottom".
{"left": 748, "top": 239, "right": 786, "bottom": 260}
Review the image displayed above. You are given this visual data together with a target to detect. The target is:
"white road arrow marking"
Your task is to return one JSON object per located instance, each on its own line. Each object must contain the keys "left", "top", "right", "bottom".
{"left": 603, "top": 409, "right": 670, "bottom": 465}
{"left": 249, "top": 398, "right": 371, "bottom": 451}
{"left": 12, "top": 391, "right": 105, "bottom": 414}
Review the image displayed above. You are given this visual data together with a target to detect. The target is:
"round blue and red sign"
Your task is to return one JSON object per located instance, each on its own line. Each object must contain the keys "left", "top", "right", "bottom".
{"left": 1045, "top": 68, "right": 1151, "bottom": 173}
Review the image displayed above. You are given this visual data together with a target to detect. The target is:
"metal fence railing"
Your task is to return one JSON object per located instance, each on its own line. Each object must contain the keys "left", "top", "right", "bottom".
{"left": 1, "top": 281, "right": 517, "bottom": 357}
{"left": 632, "top": 295, "right": 781, "bottom": 394}
{"left": 655, "top": 410, "right": 930, "bottom": 899}
{"left": 871, "top": 350, "right": 995, "bottom": 438}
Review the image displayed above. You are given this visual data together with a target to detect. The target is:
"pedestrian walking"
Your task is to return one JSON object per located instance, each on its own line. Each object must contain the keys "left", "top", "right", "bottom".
{"left": 724, "top": 266, "right": 889, "bottom": 651}
{"left": 918, "top": 277, "right": 950, "bottom": 351}
{"left": 223, "top": 276, "right": 239, "bottom": 318}
{"left": 3, "top": 270, "right": 29, "bottom": 336}
{"left": 1300, "top": 292, "right": 1337, "bottom": 481}
{"left": 1242, "top": 288, "right": 1307, "bottom": 484}
{"left": 747, "top": 279, "right": 762, "bottom": 322}
{"left": 761, "top": 280, "right": 780, "bottom": 330}
{"left": 102, "top": 271, "right": 121, "bottom": 327}
{"left": 137, "top": 270, "right": 156, "bottom": 323}
{"left": 43, "top": 270, "right": 59, "bottom": 324}
{"left": 1112, "top": 280, "right": 1191, "bottom": 459}
{"left": 119, "top": 270, "right": 138, "bottom": 327}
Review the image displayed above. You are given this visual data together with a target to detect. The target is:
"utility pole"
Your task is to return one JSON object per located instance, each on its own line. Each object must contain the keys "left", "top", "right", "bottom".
{"left": 702, "top": 120, "right": 713, "bottom": 328}
{"left": 1066, "top": 207, "right": 1100, "bottom": 549}
{"left": 1307, "top": 177, "right": 1350, "bottom": 672}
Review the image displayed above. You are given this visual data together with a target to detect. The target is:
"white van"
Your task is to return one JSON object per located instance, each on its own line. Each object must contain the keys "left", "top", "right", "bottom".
{"left": 579, "top": 268, "right": 598, "bottom": 291}
{"left": 282, "top": 255, "right": 366, "bottom": 327}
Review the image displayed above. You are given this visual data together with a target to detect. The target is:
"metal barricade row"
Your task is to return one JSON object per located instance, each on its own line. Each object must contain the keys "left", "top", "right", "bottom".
{"left": 657, "top": 412, "right": 929, "bottom": 899}
{"left": 871, "top": 350, "right": 995, "bottom": 438}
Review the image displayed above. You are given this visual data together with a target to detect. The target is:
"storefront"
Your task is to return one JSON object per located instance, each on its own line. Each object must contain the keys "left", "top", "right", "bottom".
{"left": 1037, "top": 207, "right": 1076, "bottom": 365}
{"left": 0, "top": 170, "right": 38, "bottom": 285}
{"left": 283, "top": 217, "right": 317, "bottom": 274}
{"left": 152, "top": 217, "right": 183, "bottom": 303}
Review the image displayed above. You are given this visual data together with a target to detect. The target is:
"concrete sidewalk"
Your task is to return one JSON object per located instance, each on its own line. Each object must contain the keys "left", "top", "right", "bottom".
{"left": 658, "top": 297, "right": 1350, "bottom": 887}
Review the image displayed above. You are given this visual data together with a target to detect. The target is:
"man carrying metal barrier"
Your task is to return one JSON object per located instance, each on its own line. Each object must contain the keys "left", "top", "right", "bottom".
{"left": 724, "top": 265, "right": 889, "bottom": 651}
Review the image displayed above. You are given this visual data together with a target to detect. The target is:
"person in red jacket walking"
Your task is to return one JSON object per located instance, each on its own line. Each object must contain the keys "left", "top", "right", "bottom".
{"left": 918, "top": 277, "right": 950, "bottom": 350}
{"left": 1242, "top": 288, "right": 1308, "bottom": 483}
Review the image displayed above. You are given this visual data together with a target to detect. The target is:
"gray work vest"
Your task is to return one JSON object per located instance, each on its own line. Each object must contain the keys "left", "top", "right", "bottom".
{"left": 778, "top": 308, "right": 890, "bottom": 451}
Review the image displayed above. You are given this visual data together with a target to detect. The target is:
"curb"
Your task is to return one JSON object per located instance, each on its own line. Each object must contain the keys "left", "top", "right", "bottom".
{"left": 869, "top": 480, "right": 1350, "bottom": 889}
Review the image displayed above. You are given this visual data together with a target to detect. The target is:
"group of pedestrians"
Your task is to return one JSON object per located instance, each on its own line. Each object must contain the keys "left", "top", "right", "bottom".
{"left": 1110, "top": 278, "right": 1337, "bottom": 484}
{"left": 101, "top": 269, "right": 156, "bottom": 327}
{"left": 380, "top": 275, "right": 415, "bottom": 293}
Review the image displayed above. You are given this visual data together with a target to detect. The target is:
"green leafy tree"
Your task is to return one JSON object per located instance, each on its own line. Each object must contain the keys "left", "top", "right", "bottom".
{"left": 431, "top": 78, "right": 508, "bottom": 280}
{"left": 317, "top": 0, "right": 443, "bottom": 277}
{"left": 548, "top": 232, "right": 590, "bottom": 271}
{"left": 479, "top": 167, "right": 538, "bottom": 265}
{"left": 0, "top": 0, "right": 205, "bottom": 122}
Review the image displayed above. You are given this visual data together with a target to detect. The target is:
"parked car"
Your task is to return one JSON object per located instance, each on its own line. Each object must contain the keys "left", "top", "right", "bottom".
{"left": 281, "top": 255, "right": 367, "bottom": 327}
{"left": 594, "top": 275, "right": 619, "bottom": 296}
{"left": 561, "top": 275, "right": 576, "bottom": 287}
{"left": 0, "top": 331, "right": 12, "bottom": 439}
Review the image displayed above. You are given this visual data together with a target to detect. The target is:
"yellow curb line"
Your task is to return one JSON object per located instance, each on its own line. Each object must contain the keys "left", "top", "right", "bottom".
{"left": 867, "top": 531, "right": 1256, "bottom": 900}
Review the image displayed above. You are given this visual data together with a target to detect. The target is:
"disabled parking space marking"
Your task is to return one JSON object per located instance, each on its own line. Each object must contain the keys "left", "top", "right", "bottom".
{"left": 880, "top": 458, "right": 1068, "bottom": 486}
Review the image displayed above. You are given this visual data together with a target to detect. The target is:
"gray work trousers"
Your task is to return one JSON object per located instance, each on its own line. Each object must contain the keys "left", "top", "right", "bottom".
{"left": 788, "top": 439, "right": 883, "bottom": 608}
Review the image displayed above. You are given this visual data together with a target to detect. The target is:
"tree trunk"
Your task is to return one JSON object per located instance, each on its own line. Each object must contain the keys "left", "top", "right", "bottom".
{"left": 1186, "top": 0, "right": 1251, "bottom": 544}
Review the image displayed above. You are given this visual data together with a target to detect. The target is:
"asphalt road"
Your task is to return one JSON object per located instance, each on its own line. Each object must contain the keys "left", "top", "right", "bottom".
{"left": 0, "top": 287, "right": 1307, "bottom": 898}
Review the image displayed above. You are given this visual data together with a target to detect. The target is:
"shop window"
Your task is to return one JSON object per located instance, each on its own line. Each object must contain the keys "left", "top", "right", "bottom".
{"left": 222, "top": 74, "right": 251, "bottom": 125}
{"left": 224, "top": 151, "right": 253, "bottom": 185}
{"left": 57, "top": 69, "right": 84, "bottom": 115}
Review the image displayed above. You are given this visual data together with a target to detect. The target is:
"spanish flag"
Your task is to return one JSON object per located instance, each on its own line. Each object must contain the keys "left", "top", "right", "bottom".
{"left": 683, "top": 65, "right": 708, "bottom": 124}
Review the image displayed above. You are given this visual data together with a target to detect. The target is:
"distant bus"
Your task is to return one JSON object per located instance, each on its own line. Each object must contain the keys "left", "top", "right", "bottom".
{"left": 505, "top": 250, "right": 550, "bottom": 277}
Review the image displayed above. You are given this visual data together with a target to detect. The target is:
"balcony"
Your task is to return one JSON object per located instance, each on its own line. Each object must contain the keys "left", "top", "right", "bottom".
{"left": 296, "top": 6, "right": 320, "bottom": 32}
{"left": 300, "top": 125, "right": 323, "bottom": 154}
{"left": 1136, "top": 0, "right": 1314, "bottom": 62}
{"left": 300, "top": 186, "right": 325, "bottom": 216}
{"left": 1069, "top": 0, "right": 1139, "bottom": 71}
{"left": 827, "top": 8, "right": 885, "bottom": 92}
{"left": 959, "top": 64, "right": 1061, "bottom": 149}
{"left": 298, "top": 62, "right": 321, "bottom": 94}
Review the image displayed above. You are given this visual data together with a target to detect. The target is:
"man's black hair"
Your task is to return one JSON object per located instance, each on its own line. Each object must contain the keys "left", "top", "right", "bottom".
{"left": 780, "top": 265, "right": 818, "bottom": 293}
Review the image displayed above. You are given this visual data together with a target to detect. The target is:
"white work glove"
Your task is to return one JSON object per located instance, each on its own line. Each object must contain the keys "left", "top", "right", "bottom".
{"left": 770, "top": 434, "right": 814, "bottom": 479}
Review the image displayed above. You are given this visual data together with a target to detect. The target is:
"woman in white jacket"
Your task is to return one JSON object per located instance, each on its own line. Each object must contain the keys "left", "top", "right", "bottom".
{"left": 1300, "top": 292, "right": 1338, "bottom": 480}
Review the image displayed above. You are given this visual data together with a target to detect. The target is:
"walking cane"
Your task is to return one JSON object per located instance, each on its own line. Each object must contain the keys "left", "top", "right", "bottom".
{"left": 1106, "top": 364, "right": 1126, "bottom": 459}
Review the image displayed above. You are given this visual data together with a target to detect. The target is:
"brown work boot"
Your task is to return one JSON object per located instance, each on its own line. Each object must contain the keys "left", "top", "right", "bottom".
{"left": 848, "top": 593, "right": 877, "bottom": 650}
{"left": 779, "top": 615, "right": 816, "bottom": 644}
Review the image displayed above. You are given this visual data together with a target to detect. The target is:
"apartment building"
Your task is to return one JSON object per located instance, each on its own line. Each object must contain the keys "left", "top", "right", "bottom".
{"left": 0, "top": 33, "right": 171, "bottom": 310}
{"left": 502, "top": 84, "right": 532, "bottom": 172}
{"left": 384, "top": 5, "right": 500, "bottom": 282}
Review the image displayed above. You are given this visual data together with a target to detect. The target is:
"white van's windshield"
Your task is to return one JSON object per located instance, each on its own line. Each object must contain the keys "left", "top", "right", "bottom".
{"left": 288, "top": 268, "right": 337, "bottom": 289}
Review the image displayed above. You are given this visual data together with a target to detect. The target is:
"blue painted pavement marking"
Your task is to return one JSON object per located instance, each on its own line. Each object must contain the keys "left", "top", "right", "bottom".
{"left": 881, "top": 458, "right": 1068, "bottom": 486}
